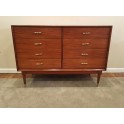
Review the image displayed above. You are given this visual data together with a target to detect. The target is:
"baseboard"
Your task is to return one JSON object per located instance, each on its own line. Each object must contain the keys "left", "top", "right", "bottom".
{"left": 105, "top": 68, "right": 124, "bottom": 73}
{"left": 0, "top": 68, "right": 20, "bottom": 73}
{"left": 0, "top": 68, "right": 124, "bottom": 73}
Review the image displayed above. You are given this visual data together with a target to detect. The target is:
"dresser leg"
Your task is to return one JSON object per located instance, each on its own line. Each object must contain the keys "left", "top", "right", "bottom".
{"left": 22, "top": 72, "right": 26, "bottom": 86}
{"left": 97, "top": 71, "right": 102, "bottom": 86}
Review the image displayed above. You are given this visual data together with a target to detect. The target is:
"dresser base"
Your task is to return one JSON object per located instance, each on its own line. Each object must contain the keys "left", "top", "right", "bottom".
{"left": 21, "top": 69, "right": 103, "bottom": 87}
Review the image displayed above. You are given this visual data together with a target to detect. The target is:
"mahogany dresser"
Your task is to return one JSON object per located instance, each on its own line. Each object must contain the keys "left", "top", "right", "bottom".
{"left": 11, "top": 25, "right": 112, "bottom": 86}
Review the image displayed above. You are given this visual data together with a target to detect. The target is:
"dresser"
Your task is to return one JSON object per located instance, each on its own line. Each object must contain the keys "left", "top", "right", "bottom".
{"left": 11, "top": 25, "right": 112, "bottom": 86}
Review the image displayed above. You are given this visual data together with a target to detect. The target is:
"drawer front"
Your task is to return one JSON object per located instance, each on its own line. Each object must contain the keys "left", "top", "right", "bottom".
{"left": 18, "top": 59, "right": 61, "bottom": 69}
{"left": 15, "top": 39, "right": 61, "bottom": 52}
{"left": 17, "top": 49, "right": 61, "bottom": 59}
{"left": 13, "top": 27, "right": 61, "bottom": 39}
{"left": 63, "top": 27, "right": 111, "bottom": 39}
{"left": 63, "top": 39, "right": 109, "bottom": 49}
{"left": 63, "top": 49, "right": 107, "bottom": 59}
{"left": 63, "top": 59, "right": 106, "bottom": 69}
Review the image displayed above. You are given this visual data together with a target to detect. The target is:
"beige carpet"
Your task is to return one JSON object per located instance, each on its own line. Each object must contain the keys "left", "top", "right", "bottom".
{"left": 0, "top": 74, "right": 124, "bottom": 108}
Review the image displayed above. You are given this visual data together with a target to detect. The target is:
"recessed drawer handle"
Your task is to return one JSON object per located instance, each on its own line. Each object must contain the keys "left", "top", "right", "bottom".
{"left": 34, "top": 43, "right": 42, "bottom": 45}
{"left": 82, "top": 32, "right": 90, "bottom": 35}
{"left": 35, "top": 53, "right": 42, "bottom": 56}
{"left": 81, "top": 53, "right": 88, "bottom": 56}
{"left": 82, "top": 43, "right": 90, "bottom": 46}
{"left": 36, "top": 62, "right": 43, "bottom": 65}
{"left": 34, "top": 32, "right": 42, "bottom": 34}
{"left": 81, "top": 62, "right": 88, "bottom": 65}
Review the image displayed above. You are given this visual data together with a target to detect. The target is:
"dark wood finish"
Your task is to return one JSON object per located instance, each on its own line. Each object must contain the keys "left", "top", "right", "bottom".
{"left": 97, "top": 71, "right": 102, "bottom": 86}
{"left": 63, "top": 58, "right": 106, "bottom": 69}
{"left": 13, "top": 27, "right": 61, "bottom": 39}
{"left": 63, "top": 49, "right": 107, "bottom": 58}
{"left": 63, "top": 39, "right": 109, "bottom": 49}
{"left": 22, "top": 72, "right": 26, "bottom": 86}
{"left": 105, "top": 27, "right": 112, "bottom": 69}
{"left": 63, "top": 27, "right": 111, "bottom": 39}
{"left": 17, "top": 50, "right": 61, "bottom": 59}
{"left": 15, "top": 39, "right": 61, "bottom": 52}
{"left": 18, "top": 59, "right": 61, "bottom": 69}
{"left": 19, "top": 69, "right": 105, "bottom": 73}
{"left": 11, "top": 25, "right": 112, "bottom": 86}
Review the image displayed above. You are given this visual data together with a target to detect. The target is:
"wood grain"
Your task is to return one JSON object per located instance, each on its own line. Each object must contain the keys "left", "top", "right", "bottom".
{"left": 63, "top": 49, "right": 107, "bottom": 58}
{"left": 15, "top": 39, "right": 61, "bottom": 52}
{"left": 63, "top": 27, "right": 111, "bottom": 39}
{"left": 18, "top": 59, "right": 61, "bottom": 69}
{"left": 13, "top": 27, "right": 61, "bottom": 39}
{"left": 63, "top": 58, "right": 106, "bottom": 69}
{"left": 17, "top": 49, "right": 61, "bottom": 59}
{"left": 11, "top": 26, "right": 112, "bottom": 85}
{"left": 63, "top": 39, "right": 109, "bottom": 49}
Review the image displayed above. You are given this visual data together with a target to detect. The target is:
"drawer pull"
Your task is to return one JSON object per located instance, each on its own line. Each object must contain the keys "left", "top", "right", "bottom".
{"left": 82, "top": 43, "right": 90, "bottom": 46}
{"left": 36, "top": 62, "right": 43, "bottom": 65}
{"left": 34, "top": 32, "right": 42, "bottom": 34}
{"left": 34, "top": 43, "right": 42, "bottom": 46}
{"left": 35, "top": 53, "right": 42, "bottom": 56}
{"left": 82, "top": 32, "right": 90, "bottom": 35}
{"left": 81, "top": 62, "right": 88, "bottom": 65}
{"left": 81, "top": 53, "right": 88, "bottom": 56}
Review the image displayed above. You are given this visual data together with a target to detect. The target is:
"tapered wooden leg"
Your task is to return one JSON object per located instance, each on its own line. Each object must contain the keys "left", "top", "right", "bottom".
{"left": 97, "top": 71, "right": 102, "bottom": 86}
{"left": 22, "top": 72, "right": 26, "bottom": 87}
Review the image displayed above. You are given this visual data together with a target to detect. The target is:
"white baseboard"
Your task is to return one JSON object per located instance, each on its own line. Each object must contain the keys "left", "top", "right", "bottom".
{"left": 105, "top": 68, "right": 124, "bottom": 73}
{"left": 0, "top": 68, "right": 124, "bottom": 73}
{"left": 0, "top": 68, "right": 20, "bottom": 73}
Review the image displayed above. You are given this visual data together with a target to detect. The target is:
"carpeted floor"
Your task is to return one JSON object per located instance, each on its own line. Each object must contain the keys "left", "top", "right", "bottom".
{"left": 0, "top": 74, "right": 124, "bottom": 108}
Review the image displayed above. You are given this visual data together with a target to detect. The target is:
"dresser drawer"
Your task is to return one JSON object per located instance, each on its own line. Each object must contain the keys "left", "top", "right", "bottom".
{"left": 63, "top": 27, "right": 111, "bottom": 39}
{"left": 63, "top": 49, "right": 107, "bottom": 59}
{"left": 18, "top": 59, "right": 61, "bottom": 69}
{"left": 63, "top": 58, "right": 106, "bottom": 69}
{"left": 63, "top": 39, "right": 109, "bottom": 49}
{"left": 15, "top": 39, "right": 61, "bottom": 52}
{"left": 13, "top": 27, "right": 61, "bottom": 39}
{"left": 17, "top": 49, "right": 61, "bottom": 59}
